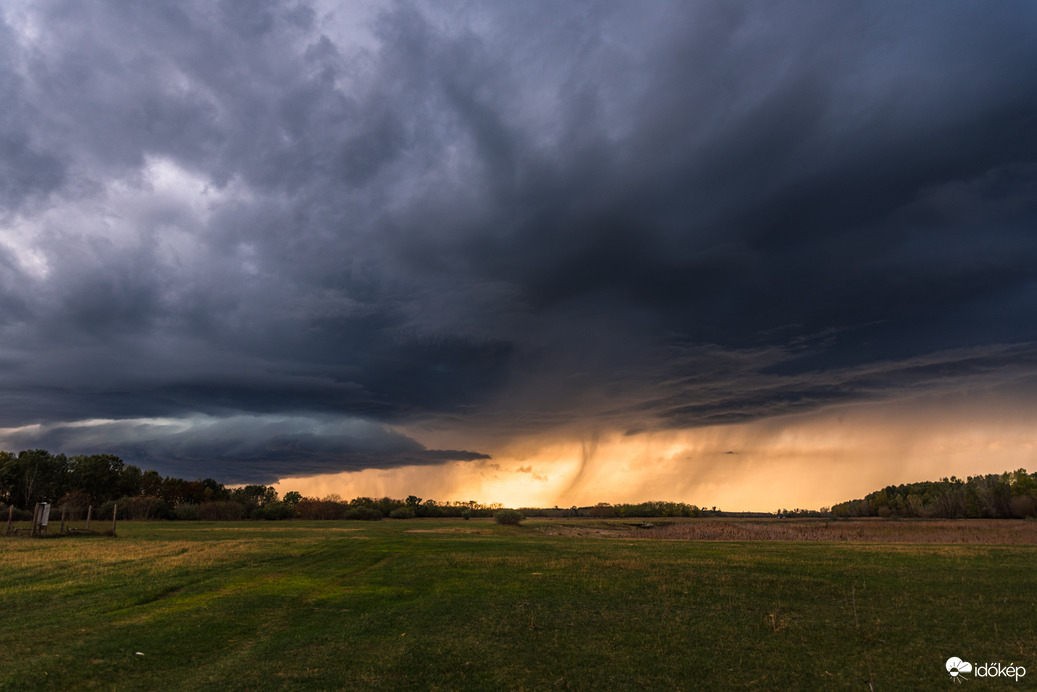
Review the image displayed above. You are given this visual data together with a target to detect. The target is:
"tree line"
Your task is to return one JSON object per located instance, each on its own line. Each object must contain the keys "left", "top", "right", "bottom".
{"left": 515, "top": 501, "right": 703, "bottom": 518}
{"left": 8, "top": 448, "right": 1034, "bottom": 523}
{"left": 0, "top": 448, "right": 705, "bottom": 522}
{"left": 831, "top": 469, "right": 1037, "bottom": 519}
{"left": 0, "top": 448, "right": 507, "bottom": 521}
{"left": 0, "top": 449, "right": 227, "bottom": 509}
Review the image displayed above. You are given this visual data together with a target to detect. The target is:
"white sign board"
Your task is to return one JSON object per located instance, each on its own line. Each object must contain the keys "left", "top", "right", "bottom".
{"left": 39, "top": 503, "right": 50, "bottom": 527}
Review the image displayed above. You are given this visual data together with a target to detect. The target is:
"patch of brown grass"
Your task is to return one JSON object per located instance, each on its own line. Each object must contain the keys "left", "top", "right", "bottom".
{"left": 538, "top": 518, "right": 1037, "bottom": 544}
{"left": 405, "top": 528, "right": 493, "bottom": 534}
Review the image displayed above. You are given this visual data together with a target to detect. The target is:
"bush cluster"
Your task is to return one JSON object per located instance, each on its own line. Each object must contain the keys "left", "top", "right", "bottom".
{"left": 494, "top": 509, "right": 524, "bottom": 525}
{"left": 198, "top": 501, "right": 245, "bottom": 521}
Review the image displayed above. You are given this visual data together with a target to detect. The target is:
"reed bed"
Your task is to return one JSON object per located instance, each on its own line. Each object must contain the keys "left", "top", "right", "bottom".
{"left": 541, "top": 518, "right": 1037, "bottom": 543}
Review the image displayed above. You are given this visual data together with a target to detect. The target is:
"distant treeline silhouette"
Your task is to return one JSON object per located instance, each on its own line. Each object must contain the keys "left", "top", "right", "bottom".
{"left": 0, "top": 448, "right": 510, "bottom": 521}
{"left": 516, "top": 501, "right": 703, "bottom": 518}
{"left": 7, "top": 448, "right": 1035, "bottom": 522}
{"left": 1, "top": 449, "right": 231, "bottom": 513}
{"left": 1, "top": 448, "right": 707, "bottom": 522}
{"left": 832, "top": 469, "right": 1037, "bottom": 519}
{"left": 0, "top": 448, "right": 709, "bottom": 522}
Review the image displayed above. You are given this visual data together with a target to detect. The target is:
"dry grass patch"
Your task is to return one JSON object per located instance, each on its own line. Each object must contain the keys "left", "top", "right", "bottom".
{"left": 404, "top": 528, "right": 493, "bottom": 534}
{"left": 0, "top": 537, "right": 319, "bottom": 572}
{"left": 537, "top": 517, "right": 1037, "bottom": 543}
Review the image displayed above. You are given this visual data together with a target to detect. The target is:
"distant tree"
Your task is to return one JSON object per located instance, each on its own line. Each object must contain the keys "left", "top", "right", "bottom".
{"left": 345, "top": 506, "right": 383, "bottom": 521}
{"left": 119, "top": 464, "right": 144, "bottom": 497}
{"left": 0, "top": 450, "right": 16, "bottom": 505}
{"left": 68, "top": 454, "right": 125, "bottom": 505}
{"left": 57, "top": 490, "right": 91, "bottom": 520}
{"left": 174, "top": 503, "right": 200, "bottom": 520}
{"left": 1012, "top": 468, "right": 1037, "bottom": 497}
{"left": 198, "top": 501, "right": 245, "bottom": 521}
{"left": 372, "top": 496, "right": 403, "bottom": 516}
{"left": 140, "top": 469, "right": 163, "bottom": 496}
{"left": 121, "top": 495, "right": 171, "bottom": 520}
{"left": 179, "top": 480, "right": 211, "bottom": 505}
{"left": 415, "top": 498, "right": 437, "bottom": 517}
{"left": 494, "top": 509, "right": 524, "bottom": 525}
{"left": 609, "top": 501, "right": 700, "bottom": 518}
{"left": 12, "top": 450, "right": 67, "bottom": 507}
{"left": 251, "top": 501, "right": 294, "bottom": 520}
{"left": 200, "top": 477, "right": 230, "bottom": 502}
{"left": 230, "top": 485, "right": 279, "bottom": 516}
{"left": 1010, "top": 495, "right": 1037, "bottom": 518}
{"left": 296, "top": 496, "right": 349, "bottom": 520}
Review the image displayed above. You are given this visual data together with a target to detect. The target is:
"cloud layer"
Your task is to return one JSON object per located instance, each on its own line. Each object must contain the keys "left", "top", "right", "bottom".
{"left": 2, "top": 1, "right": 1037, "bottom": 484}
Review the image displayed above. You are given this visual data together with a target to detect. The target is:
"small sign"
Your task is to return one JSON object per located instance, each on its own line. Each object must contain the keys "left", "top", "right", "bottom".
{"left": 39, "top": 503, "right": 50, "bottom": 527}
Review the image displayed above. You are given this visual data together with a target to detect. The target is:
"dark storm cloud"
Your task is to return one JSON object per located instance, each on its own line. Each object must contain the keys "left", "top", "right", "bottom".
{"left": 1, "top": 0, "right": 1037, "bottom": 481}
{"left": 1, "top": 415, "right": 489, "bottom": 484}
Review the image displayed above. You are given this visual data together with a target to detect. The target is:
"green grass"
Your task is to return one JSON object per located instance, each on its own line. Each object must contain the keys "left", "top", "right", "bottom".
{"left": 1, "top": 519, "right": 1034, "bottom": 690}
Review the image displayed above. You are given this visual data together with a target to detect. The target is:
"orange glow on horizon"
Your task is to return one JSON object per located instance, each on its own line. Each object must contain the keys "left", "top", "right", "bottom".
{"left": 273, "top": 396, "right": 1037, "bottom": 512}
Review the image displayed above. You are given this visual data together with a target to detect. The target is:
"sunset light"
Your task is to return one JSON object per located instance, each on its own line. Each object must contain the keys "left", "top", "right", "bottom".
{"left": 1, "top": 1, "right": 1036, "bottom": 511}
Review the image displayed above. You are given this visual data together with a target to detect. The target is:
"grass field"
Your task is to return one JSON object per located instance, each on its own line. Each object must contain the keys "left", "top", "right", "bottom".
{"left": 1, "top": 518, "right": 1035, "bottom": 690}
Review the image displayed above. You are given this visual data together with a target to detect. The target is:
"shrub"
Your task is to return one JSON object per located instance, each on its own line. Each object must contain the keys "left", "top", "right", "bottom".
{"left": 1010, "top": 495, "right": 1037, "bottom": 518}
{"left": 388, "top": 507, "right": 415, "bottom": 519}
{"left": 344, "top": 507, "right": 383, "bottom": 521}
{"left": 198, "top": 501, "right": 245, "bottom": 521}
{"left": 57, "top": 491, "right": 92, "bottom": 520}
{"left": 121, "top": 495, "right": 172, "bottom": 520}
{"left": 252, "top": 501, "right": 294, "bottom": 520}
{"left": 96, "top": 500, "right": 125, "bottom": 521}
{"left": 295, "top": 498, "right": 349, "bottom": 520}
{"left": 174, "top": 503, "right": 200, "bottom": 520}
{"left": 1, "top": 505, "right": 35, "bottom": 521}
{"left": 494, "top": 509, "right": 524, "bottom": 525}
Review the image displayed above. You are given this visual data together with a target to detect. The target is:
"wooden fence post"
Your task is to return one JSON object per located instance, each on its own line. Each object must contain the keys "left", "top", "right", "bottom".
{"left": 31, "top": 503, "right": 41, "bottom": 537}
{"left": 86, "top": 505, "right": 92, "bottom": 531}
{"left": 5, "top": 505, "right": 12, "bottom": 535}
{"left": 112, "top": 503, "right": 118, "bottom": 536}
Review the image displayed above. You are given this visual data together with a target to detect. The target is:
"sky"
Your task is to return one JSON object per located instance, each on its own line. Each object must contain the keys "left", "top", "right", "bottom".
{"left": 2, "top": 1, "right": 1037, "bottom": 511}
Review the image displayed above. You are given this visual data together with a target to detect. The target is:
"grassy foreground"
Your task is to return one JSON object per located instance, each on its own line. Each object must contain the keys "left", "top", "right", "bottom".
{"left": 1, "top": 519, "right": 1034, "bottom": 690}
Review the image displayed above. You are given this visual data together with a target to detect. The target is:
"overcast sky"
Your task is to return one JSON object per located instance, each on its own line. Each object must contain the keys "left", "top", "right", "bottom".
{"left": 2, "top": 1, "right": 1036, "bottom": 505}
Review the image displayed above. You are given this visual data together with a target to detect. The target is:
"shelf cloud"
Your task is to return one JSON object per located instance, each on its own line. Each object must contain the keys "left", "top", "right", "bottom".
{"left": 2, "top": 1, "right": 1036, "bottom": 499}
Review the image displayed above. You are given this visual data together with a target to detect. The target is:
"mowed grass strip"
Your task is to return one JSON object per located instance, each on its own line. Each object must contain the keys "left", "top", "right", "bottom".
{"left": 1, "top": 520, "right": 1034, "bottom": 691}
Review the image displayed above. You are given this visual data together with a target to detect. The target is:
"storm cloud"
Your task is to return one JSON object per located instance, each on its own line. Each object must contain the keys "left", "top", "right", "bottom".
{"left": 2, "top": 1, "right": 1037, "bottom": 483}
